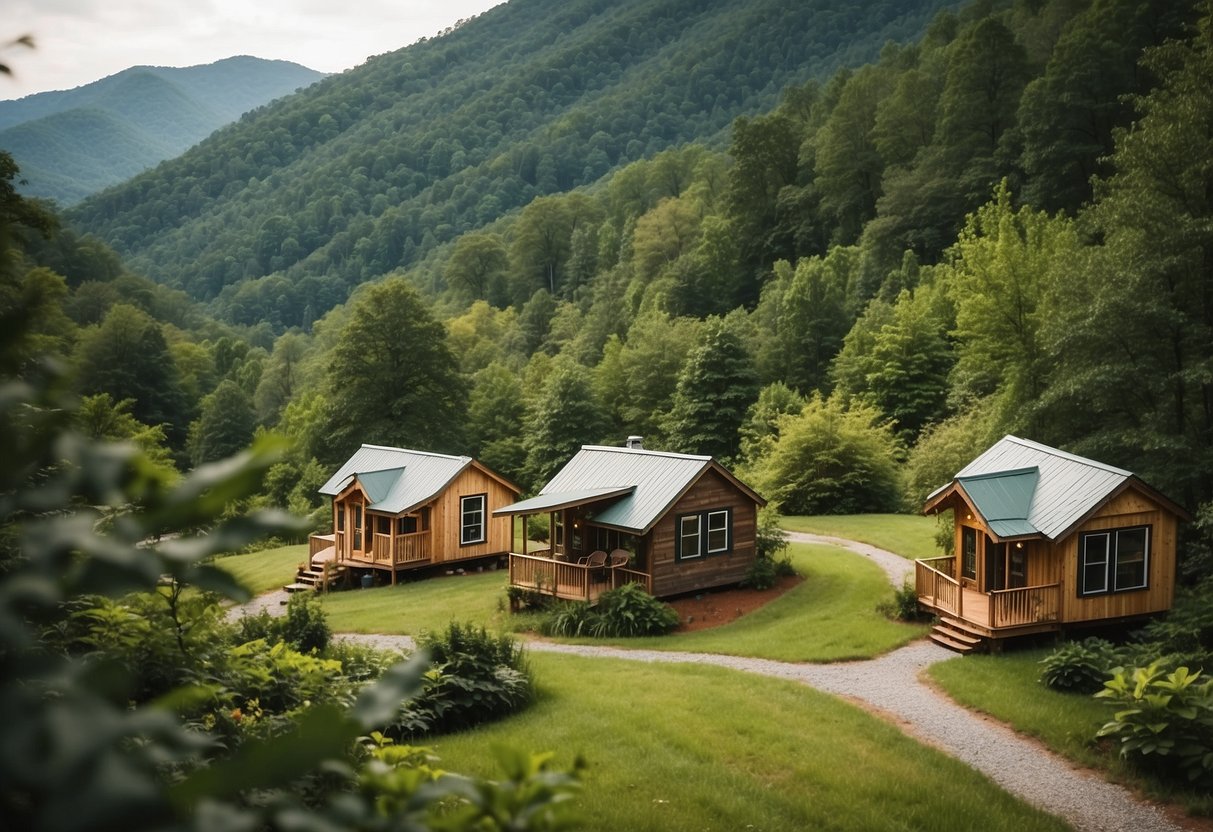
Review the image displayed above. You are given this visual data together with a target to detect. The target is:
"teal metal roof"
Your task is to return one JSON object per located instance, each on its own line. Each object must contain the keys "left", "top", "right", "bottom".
{"left": 930, "top": 435, "right": 1134, "bottom": 541}
{"left": 318, "top": 445, "right": 477, "bottom": 514}
{"left": 497, "top": 445, "right": 762, "bottom": 533}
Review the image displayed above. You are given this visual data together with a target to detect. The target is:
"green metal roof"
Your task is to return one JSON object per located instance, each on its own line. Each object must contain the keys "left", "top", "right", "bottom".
{"left": 957, "top": 467, "right": 1039, "bottom": 538}
{"left": 318, "top": 445, "right": 493, "bottom": 514}
{"left": 357, "top": 467, "right": 405, "bottom": 506}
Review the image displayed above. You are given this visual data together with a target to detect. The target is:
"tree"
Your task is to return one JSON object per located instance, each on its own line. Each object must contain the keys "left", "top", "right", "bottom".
{"left": 74, "top": 303, "right": 192, "bottom": 447}
{"left": 751, "top": 395, "right": 902, "bottom": 515}
{"left": 188, "top": 379, "right": 256, "bottom": 465}
{"left": 468, "top": 361, "right": 528, "bottom": 482}
{"left": 312, "top": 278, "right": 467, "bottom": 465}
{"left": 444, "top": 232, "right": 509, "bottom": 303}
{"left": 739, "top": 381, "right": 805, "bottom": 464}
{"left": 523, "top": 360, "right": 606, "bottom": 487}
{"left": 75, "top": 393, "right": 176, "bottom": 473}
{"left": 664, "top": 316, "right": 759, "bottom": 460}
{"left": 1041, "top": 13, "right": 1213, "bottom": 506}
{"left": 253, "top": 330, "right": 311, "bottom": 426}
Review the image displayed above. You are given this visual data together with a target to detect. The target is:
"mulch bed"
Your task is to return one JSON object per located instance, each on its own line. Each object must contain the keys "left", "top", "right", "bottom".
{"left": 666, "top": 574, "right": 803, "bottom": 632}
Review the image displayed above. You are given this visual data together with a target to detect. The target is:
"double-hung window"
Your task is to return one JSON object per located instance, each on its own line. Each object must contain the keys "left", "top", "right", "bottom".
{"left": 1079, "top": 526, "right": 1150, "bottom": 596}
{"left": 676, "top": 508, "right": 732, "bottom": 560}
{"left": 460, "top": 494, "right": 487, "bottom": 545}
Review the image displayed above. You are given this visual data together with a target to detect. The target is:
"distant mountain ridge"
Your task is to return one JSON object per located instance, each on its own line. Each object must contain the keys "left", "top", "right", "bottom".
{"left": 0, "top": 56, "right": 325, "bottom": 205}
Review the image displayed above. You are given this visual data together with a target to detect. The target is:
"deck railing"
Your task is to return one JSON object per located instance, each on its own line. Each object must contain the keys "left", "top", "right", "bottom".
{"left": 508, "top": 552, "right": 650, "bottom": 602}
{"left": 369, "top": 531, "right": 431, "bottom": 565}
{"left": 988, "top": 584, "right": 1060, "bottom": 628}
{"left": 309, "top": 533, "right": 336, "bottom": 558}
{"left": 915, "top": 557, "right": 962, "bottom": 618}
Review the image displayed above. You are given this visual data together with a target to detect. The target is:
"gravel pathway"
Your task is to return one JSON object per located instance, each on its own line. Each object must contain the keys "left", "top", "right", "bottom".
{"left": 240, "top": 536, "right": 1188, "bottom": 831}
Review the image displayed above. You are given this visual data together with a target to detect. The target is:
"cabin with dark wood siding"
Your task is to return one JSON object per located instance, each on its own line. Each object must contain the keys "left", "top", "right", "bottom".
{"left": 496, "top": 439, "right": 765, "bottom": 603}
{"left": 304, "top": 445, "right": 520, "bottom": 587}
{"left": 917, "top": 436, "right": 1191, "bottom": 652}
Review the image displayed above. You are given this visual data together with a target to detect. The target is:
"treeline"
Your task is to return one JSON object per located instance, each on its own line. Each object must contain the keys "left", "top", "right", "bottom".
{"left": 66, "top": 0, "right": 949, "bottom": 329}
{"left": 5, "top": 0, "right": 1211, "bottom": 582}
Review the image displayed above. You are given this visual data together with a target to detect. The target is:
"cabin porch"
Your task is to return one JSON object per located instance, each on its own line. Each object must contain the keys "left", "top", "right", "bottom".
{"left": 507, "top": 551, "right": 652, "bottom": 605}
{"left": 915, "top": 556, "right": 1062, "bottom": 642}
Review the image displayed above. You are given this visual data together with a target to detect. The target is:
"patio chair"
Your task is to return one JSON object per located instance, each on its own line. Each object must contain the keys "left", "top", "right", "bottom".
{"left": 608, "top": 549, "right": 631, "bottom": 568}
{"left": 577, "top": 550, "right": 608, "bottom": 568}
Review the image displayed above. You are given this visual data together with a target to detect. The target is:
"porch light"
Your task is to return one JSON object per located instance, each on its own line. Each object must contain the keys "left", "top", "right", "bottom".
{"left": 1015, "top": 542, "right": 1024, "bottom": 549}
{"left": 965, "top": 513, "right": 972, "bottom": 520}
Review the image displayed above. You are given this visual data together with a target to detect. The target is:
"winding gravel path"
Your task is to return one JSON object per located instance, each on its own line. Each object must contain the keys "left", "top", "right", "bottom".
{"left": 264, "top": 535, "right": 1190, "bottom": 831}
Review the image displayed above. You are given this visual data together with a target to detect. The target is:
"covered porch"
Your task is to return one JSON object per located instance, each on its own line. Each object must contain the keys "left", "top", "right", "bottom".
{"left": 915, "top": 555, "right": 1062, "bottom": 637}
{"left": 508, "top": 551, "right": 651, "bottom": 603}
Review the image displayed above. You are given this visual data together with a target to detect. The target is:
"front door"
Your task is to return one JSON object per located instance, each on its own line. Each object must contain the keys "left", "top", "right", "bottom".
{"left": 984, "top": 536, "right": 1007, "bottom": 592}
{"left": 351, "top": 499, "right": 364, "bottom": 556}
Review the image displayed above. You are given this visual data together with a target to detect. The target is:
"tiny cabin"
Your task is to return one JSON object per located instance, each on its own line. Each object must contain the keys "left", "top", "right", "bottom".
{"left": 496, "top": 439, "right": 766, "bottom": 604}
{"left": 918, "top": 435, "right": 1191, "bottom": 652}
{"left": 307, "top": 445, "right": 520, "bottom": 586}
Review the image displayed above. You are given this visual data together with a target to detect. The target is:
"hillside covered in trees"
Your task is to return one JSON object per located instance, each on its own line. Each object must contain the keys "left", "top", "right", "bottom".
{"left": 0, "top": 56, "right": 324, "bottom": 205}
{"left": 6, "top": 0, "right": 1212, "bottom": 580}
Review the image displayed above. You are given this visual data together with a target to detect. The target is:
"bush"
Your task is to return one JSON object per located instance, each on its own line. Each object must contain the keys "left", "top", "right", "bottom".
{"left": 593, "top": 583, "right": 680, "bottom": 637}
{"left": 390, "top": 622, "right": 533, "bottom": 737}
{"left": 538, "top": 601, "right": 600, "bottom": 637}
{"left": 506, "top": 584, "right": 554, "bottom": 611}
{"left": 876, "top": 580, "right": 925, "bottom": 622}
{"left": 741, "top": 555, "right": 779, "bottom": 590}
{"left": 1096, "top": 662, "right": 1213, "bottom": 787}
{"left": 1039, "top": 638, "right": 1118, "bottom": 693}
{"left": 233, "top": 592, "right": 332, "bottom": 654}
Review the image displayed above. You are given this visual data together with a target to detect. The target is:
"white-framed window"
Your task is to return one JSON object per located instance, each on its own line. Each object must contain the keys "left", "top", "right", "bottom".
{"left": 707, "top": 510, "right": 730, "bottom": 553}
{"left": 460, "top": 494, "right": 487, "bottom": 545}
{"left": 1079, "top": 526, "right": 1150, "bottom": 596}
{"left": 678, "top": 514, "right": 702, "bottom": 560}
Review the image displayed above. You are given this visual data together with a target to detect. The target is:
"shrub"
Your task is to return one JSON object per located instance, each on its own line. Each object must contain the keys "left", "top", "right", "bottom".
{"left": 1039, "top": 638, "right": 1118, "bottom": 693}
{"left": 592, "top": 583, "right": 680, "bottom": 637}
{"left": 539, "top": 601, "right": 600, "bottom": 637}
{"left": 741, "top": 555, "right": 779, "bottom": 590}
{"left": 1096, "top": 662, "right": 1213, "bottom": 787}
{"left": 506, "top": 584, "right": 554, "bottom": 611}
{"left": 876, "top": 580, "right": 925, "bottom": 622}
{"left": 390, "top": 622, "right": 533, "bottom": 737}
{"left": 281, "top": 592, "right": 331, "bottom": 653}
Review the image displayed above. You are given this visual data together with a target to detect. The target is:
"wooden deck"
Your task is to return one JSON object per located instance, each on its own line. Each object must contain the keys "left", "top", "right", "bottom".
{"left": 508, "top": 552, "right": 651, "bottom": 603}
{"left": 916, "top": 557, "right": 1062, "bottom": 637}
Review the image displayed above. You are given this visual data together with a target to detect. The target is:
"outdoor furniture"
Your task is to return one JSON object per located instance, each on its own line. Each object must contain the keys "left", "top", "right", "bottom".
{"left": 577, "top": 550, "right": 608, "bottom": 568}
{"left": 608, "top": 549, "right": 631, "bottom": 568}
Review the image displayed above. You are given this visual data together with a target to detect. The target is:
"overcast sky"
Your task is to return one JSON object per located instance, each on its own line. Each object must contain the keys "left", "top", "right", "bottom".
{"left": 2, "top": 0, "right": 504, "bottom": 100}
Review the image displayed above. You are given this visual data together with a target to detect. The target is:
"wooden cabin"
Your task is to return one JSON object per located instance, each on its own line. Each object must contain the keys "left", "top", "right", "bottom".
{"left": 918, "top": 435, "right": 1192, "bottom": 652}
{"left": 496, "top": 439, "right": 766, "bottom": 604}
{"left": 308, "top": 445, "right": 520, "bottom": 586}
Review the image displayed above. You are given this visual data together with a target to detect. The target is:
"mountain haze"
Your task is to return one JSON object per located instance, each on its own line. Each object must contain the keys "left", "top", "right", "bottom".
{"left": 68, "top": 0, "right": 954, "bottom": 328}
{"left": 0, "top": 56, "right": 325, "bottom": 205}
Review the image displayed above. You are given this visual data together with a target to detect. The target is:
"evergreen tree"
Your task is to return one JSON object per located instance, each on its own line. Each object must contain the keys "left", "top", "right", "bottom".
{"left": 188, "top": 379, "right": 256, "bottom": 465}
{"left": 523, "top": 361, "right": 606, "bottom": 488}
{"left": 664, "top": 317, "right": 759, "bottom": 460}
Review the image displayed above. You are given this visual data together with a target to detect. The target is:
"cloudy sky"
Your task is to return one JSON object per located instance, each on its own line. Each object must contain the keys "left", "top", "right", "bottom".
{"left": 3, "top": 0, "right": 504, "bottom": 99}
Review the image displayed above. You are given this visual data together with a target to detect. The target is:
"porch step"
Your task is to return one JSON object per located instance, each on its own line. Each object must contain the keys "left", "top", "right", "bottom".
{"left": 283, "top": 582, "right": 313, "bottom": 593}
{"left": 930, "top": 617, "right": 987, "bottom": 654}
{"left": 938, "top": 615, "right": 987, "bottom": 639}
{"left": 289, "top": 564, "right": 348, "bottom": 591}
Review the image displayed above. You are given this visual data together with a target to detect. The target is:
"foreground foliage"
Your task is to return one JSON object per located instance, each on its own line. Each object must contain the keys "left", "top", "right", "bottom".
{"left": 539, "top": 584, "right": 680, "bottom": 638}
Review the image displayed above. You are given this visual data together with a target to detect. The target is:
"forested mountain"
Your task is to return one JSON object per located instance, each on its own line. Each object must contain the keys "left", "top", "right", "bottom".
{"left": 67, "top": 0, "right": 954, "bottom": 328}
{"left": 0, "top": 57, "right": 324, "bottom": 205}
{"left": 6, "top": 0, "right": 1212, "bottom": 577}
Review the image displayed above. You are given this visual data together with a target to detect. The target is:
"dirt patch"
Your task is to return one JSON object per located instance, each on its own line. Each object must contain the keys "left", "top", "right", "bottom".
{"left": 666, "top": 574, "right": 803, "bottom": 633}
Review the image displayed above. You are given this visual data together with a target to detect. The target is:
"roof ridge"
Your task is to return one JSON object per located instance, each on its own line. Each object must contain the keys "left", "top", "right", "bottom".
{"left": 958, "top": 466, "right": 1039, "bottom": 482}
{"left": 1002, "top": 435, "right": 1132, "bottom": 476}
{"left": 580, "top": 444, "right": 711, "bottom": 462}
{"left": 359, "top": 443, "right": 469, "bottom": 462}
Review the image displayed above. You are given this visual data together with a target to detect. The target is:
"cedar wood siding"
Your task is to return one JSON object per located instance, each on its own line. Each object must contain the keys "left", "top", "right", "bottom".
{"left": 945, "top": 485, "right": 1178, "bottom": 624}
{"left": 429, "top": 465, "right": 517, "bottom": 563}
{"left": 1058, "top": 486, "right": 1177, "bottom": 623}
{"left": 649, "top": 468, "right": 759, "bottom": 598}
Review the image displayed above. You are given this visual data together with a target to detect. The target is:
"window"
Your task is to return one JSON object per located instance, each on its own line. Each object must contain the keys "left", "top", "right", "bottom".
{"left": 1079, "top": 526, "right": 1150, "bottom": 596}
{"left": 397, "top": 515, "right": 417, "bottom": 535}
{"left": 676, "top": 509, "right": 733, "bottom": 560}
{"left": 707, "top": 510, "right": 730, "bottom": 553}
{"left": 375, "top": 515, "right": 390, "bottom": 535}
{"left": 678, "top": 515, "right": 702, "bottom": 560}
{"left": 460, "top": 494, "right": 487, "bottom": 545}
{"left": 336, "top": 506, "right": 345, "bottom": 532}
{"left": 961, "top": 527, "right": 977, "bottom": 579}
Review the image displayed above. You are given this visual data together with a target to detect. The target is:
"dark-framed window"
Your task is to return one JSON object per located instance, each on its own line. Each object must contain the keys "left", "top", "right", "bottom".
{"left": 375, "top": 515, "right": 391, "bottom": 535}
{"left": 397, "top": 515, "right": 418, "bottom": 535}
{"left": 460, "top": 494, "right": 487, "bottom": 545}
{"left": 676, "top": 509, "right": 733, "bottom": 561}
{"left": 1079, "top": 525, "right": 1150, "bottom": 596}
{"left": 961, "top": 526, "right": 977, "bottom": 579}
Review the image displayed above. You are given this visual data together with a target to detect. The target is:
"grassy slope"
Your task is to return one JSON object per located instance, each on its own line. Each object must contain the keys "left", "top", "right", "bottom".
{"left": 781, "top": 513, "right": 942, "bottom": 559}
{"left": 434, "top": 653, "right": 1068, "bottom": 832}
{"left": 215, "top": 543, "right": 309, "bottom": 595}
{"left": 928, "top": 650, "right": 1212, "bottom": 816}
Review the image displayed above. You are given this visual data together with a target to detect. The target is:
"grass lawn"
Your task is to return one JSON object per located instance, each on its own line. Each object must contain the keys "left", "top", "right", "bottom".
{"left": 433, "top": 653, "right": 1067, "bottom": 832}
{"left": 928, "top": 650, "right": 1212, "bottom": 816}
{"left": 214, "top": 544, "right": 309, "bottom": 595}
{"left": 781, "top": 513, "right": 942, "bottom": 559}
{"left": 309, "top": 543, "right": 925, "bottom": 662}
{"left": 587, "top": 543, "right": 926, "bottom": 661}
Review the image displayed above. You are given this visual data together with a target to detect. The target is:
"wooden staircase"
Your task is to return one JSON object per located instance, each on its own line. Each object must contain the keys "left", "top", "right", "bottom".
{"left": 929, "top": 616, "right": 987, "bottom": 654}
{"left": 284, "top": 546, "right": 346, "bottom": 593}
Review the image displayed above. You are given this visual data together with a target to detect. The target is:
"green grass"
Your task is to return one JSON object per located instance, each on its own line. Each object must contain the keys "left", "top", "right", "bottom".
{"left": 433, "top": 653, "right": 1068, "bottom": 832}
{"left": 309, "top": 543, "right": 925, "bottom": 662}
{"left": 781, "top": 513, "right": 942, "bottom": 559}
{"left": 587, "top": 543, "right": 926, "bottom": 661}
{"left": 928, "top": 649, "right": 1213, "bottom": 816}
{"left": 214, "top": 544, "right": 308, "bottom": 595}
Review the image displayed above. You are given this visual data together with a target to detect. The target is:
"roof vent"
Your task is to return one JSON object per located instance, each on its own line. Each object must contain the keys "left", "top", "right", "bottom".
{"left": 625, "top": 435, "right": 643, "bottom": 450}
